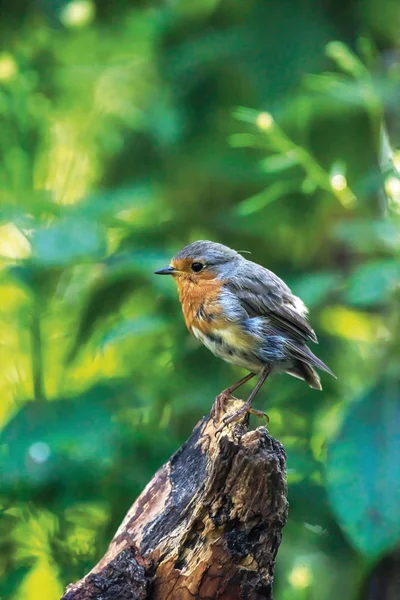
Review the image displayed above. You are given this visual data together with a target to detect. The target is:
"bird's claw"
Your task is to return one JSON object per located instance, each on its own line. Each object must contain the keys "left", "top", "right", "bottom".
{"left": 216, "top": 404, "right": 269, "bottom": 435}
{"left": 211, "top": 391, "right": 238, "bottom": 426}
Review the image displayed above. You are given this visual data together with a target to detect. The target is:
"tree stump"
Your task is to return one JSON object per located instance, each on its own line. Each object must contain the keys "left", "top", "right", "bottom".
{"left": 61, "top": 398, "right": 288, "bottom": 600}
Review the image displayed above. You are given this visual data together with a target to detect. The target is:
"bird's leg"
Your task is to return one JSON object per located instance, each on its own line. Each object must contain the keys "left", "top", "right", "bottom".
{"left": 219, "top": 366, "right": 271, "bottom": 429}
{"left": 212, "top": 372, "right": 256, "bottom": 423}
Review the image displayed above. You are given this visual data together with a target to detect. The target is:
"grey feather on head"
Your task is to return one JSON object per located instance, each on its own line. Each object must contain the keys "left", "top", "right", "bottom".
{"left": 173, "top": 241, "right": 242, "bottom": 266}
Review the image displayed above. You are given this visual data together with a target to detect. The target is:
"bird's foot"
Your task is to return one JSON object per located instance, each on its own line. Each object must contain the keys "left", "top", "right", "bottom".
{"left": 216, "top": 403, "right": 269, "bottom": 435}
{"left": 211, "top": 391, "right": 238, "bottom": 425}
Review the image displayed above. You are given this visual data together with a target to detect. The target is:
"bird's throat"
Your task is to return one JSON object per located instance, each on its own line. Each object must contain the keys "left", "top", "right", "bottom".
{"left": 175, "top": 276, "right": 223, "bottom": 333}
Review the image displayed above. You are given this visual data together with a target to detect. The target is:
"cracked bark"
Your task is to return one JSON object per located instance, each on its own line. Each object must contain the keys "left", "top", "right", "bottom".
{"left": 61, "top": 399, "right": 288, "bottom": 600}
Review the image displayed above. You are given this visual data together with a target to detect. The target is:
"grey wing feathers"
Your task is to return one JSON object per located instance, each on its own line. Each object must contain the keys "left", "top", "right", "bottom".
{"left": 227, "top": 261, "right": 318, "bottom": 344}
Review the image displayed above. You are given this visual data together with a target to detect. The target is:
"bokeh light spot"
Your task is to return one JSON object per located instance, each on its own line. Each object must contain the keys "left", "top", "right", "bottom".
{"left": 61, "top": 0, "right": 95, "bottom": 28}
{"left": 28, "top": 442, "right": 51, "bottom": 464}
{"left": 288, "top": 564, "right": 312, "bottom": 589}
{"left": 330, "top": 173, "right": 347, "bottom": 191}
{"left": 256, "top": 112, "right": 274, "bottom": 131}
{"left": 385, "top": 176, "right": 400, "bottom": 211}
{"left": 0, "top": 53, "right": 17, "bottom": 81}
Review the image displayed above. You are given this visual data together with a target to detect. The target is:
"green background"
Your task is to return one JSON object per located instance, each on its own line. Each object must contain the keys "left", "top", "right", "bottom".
{"left": 0, "top": 0, "right": 399, "bottom": 598}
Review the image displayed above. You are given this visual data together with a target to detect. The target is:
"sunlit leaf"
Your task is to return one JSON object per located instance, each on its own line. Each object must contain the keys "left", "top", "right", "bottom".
{"left": 260, "top": 154, "right": 298, "bottom": 173}
{"left": 325, "top": 41, "right": 368, "bottom": 79}
{"left": 16, "top": 557, "right": 63, "bottom": 600}
{"left": 326, "top": 380, "right": 400, "bottom": 560}
{"left": 0, "top": 223, "right": 31, "bottom": 259}
{"left": 320, "top": 305, "right": 383, "bottom": 342}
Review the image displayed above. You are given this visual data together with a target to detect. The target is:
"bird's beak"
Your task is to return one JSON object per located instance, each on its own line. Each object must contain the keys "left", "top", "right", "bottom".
{"left": 154, "top": 265, "right": 176, "bottom": 275}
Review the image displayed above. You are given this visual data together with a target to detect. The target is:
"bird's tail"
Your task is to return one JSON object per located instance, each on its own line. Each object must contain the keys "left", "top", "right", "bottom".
{"left": 286, "top": 363, "right": 323, "bottom": 390}
{"left": 286, "top": 343, "right": 336, "bottom": 390}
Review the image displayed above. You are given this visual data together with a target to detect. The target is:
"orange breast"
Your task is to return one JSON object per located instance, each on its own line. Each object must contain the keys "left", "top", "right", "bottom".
{"left": 175, "top": 277, "right": 225, "bottom": 334}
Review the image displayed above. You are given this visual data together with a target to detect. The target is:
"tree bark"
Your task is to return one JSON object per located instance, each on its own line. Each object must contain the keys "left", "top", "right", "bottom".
{"left": 61, "top": 399, "right": 288, "bottom": 600}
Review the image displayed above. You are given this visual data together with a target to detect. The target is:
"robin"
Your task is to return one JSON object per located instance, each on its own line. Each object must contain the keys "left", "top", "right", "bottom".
{"left": 155, "top": 240, "right": 335, "bottom": 425}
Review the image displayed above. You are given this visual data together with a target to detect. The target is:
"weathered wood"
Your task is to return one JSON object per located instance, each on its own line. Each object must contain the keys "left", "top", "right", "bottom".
{"left": 62, "top": 399, "right": 288, "bottom": 600}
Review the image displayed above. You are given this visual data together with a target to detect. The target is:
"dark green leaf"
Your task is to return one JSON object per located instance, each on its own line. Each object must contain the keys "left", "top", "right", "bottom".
{"left": 67, "top": 275, "right": 137, "bottom": 363}
{"left": 326, "top": 381, "right": 400, "bottom": 560}
{"left": 0, "top": 386, "right": 121, "bottom": 489}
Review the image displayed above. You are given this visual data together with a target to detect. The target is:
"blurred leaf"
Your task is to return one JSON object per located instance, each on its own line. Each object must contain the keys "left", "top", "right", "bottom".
{"left": 333, "top": 219, "right": 400, "bottom": 253}
{"left": 16, "top": 556, "right": 64, "bottom": 599}
{"left": 301, "top": 176, "right": 318, "bottom": 195}
{"left": 75, "top": 183, "right": 155, "bottom": 222}
{"left": 289, "top": 480, "right": 331, "bottom": 526}
{"left": 326, "top": 380, "right": 400, "bottom": 560}
{"left": 32, "top": 218, "right": 106, "bottom": 267}
{"left": 104, "top": 249, "right": 171, "bottom": 275}
{"left": 0, "top": 3, "right": 399, "bottom": 597}
{"left": 233, "top": 106, "right": 260, "bottom": 125}
{"left": 0, "top": 191, "right": 58, "bottom": 222}
{"left": 228, "top": 133, "right": 265, "bottom": 148}
{"left": 304, "top": 74, "right": 365, "bottom": 105}
{"left": 325, "top": 41, "right": 367, "bottom": 80}
{"left": 293, "top": 272, "right": 341, "bottom": 308}
{"left": 9, "top": 263, "right": 63, "bottom": 301}
{"left": 345, "top": 260, "right": 399, "bottom": 307}
{"left": 0, "top": 385, "right": 122, "bottom": 489}
{"left": 99, "top": 316, "right": 167, "bottom": 350}
{"left": 0, "top": 565, "right": 32, "bottom": 598}
{"left": 320, "top": 305, "right": 383, "bottom": 342}
{"left": 67, "top": 274, "right": 137, "bottom": 362}
{"left": 260, "top": 153, "right": 298, "bottom": 174}
{"left": 329, "top": 160, "right": 347, "bottom": 179}
{"left": 236, "top": 181, "right": 299, "bottom": 215}
{"left": 67, "top": 249, "right": 169, "bottom": 361}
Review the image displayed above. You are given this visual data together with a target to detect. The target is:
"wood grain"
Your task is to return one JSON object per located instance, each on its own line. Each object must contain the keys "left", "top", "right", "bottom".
{"left": 62, "top": 399, "right": 288, "bottom": 600}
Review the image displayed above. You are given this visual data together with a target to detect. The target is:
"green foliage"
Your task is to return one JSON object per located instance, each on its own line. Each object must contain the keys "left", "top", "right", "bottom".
{"left": 1, "top": 388, "right": 119, "bottom": 490}
{"left": 326, "top": 380, "right": 400, "bottom": 560}
{"left": 32, "top": 218, "right": 106, "bottom": 267}
{"left": 0, "top": 0, "right": 399, "bottom": 598}
{"left": 345, "top": 260, "right": 399, "bottom": 307}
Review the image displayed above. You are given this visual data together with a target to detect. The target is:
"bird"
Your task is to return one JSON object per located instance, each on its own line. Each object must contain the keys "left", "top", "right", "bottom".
{"left": 155, "top": 240, "right": 336, "bottom": 426}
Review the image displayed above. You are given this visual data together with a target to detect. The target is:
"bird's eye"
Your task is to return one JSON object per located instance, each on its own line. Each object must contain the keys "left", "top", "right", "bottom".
{"left": 191, "top": 262, "right": 204, "bottom": 273}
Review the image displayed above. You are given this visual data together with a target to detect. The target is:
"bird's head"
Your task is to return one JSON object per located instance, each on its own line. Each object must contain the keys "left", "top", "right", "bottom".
{"left": 154, "top": 240, "right": 242, "bottom": 282}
